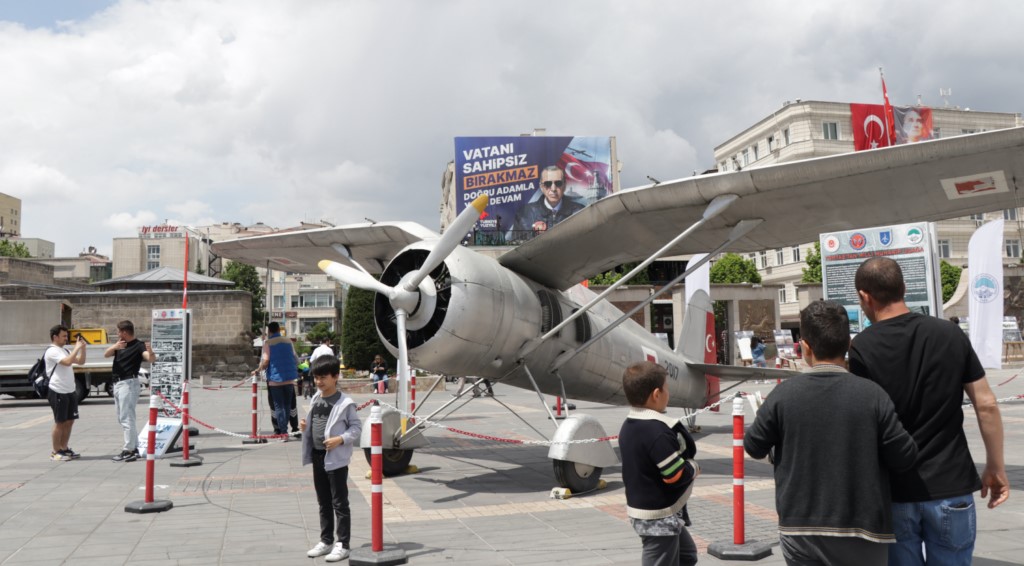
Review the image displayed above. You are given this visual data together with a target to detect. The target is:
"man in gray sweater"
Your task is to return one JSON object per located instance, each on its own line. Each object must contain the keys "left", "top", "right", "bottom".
{"left": 745, "top": 300, "right": 918, "bottom": 566}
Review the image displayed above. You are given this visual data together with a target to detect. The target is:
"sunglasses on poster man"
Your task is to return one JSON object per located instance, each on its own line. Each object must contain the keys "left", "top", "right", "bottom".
{"left": 542, "top": 180, "right": 565, "bottom": 188}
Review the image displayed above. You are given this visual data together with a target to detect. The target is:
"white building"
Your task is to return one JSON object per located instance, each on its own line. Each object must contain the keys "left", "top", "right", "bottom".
{"left": 713, "top": 100, "right": 1023, "bottom": 327}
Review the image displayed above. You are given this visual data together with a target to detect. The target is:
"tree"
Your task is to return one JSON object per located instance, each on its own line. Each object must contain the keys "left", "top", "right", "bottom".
{"left": 709, "top": 253, "right": 761, "bottom": 284}
{"left": 222, "top": 261, "right": 266, "bottom": 334}
{"left": 0, "top": 239, "right": 31, "bottom": 258}
{"left": 801, "top": 242, "right": 822, "bottom": 283}
{"left": 940, "top": 260, "right": 963, "bottom": 304}
{"left": 588, "top": 262, "right": 650, "bottom": 286}
{"left": 305, "top": 321, "right": 339, "bottom": 348}
{"left": 341, "top": 287, "right": 395, "bottom": 373}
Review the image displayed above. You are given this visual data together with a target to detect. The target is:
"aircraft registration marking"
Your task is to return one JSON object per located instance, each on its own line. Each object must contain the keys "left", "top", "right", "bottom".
{"left": 940, "top": 170, "right": 1009, "bottom": 200}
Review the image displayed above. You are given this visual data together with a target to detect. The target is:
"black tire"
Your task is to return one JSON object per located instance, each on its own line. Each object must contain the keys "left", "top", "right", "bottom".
{"left": 363, "top": 448, "right": 414, "bottom": 477}
{"left": 552, "top": 459, "right": 602, "bottom": 493}
{"left": 104, "top": 381, "right": 113, "bottom": 397}
{"left": 75, "top": 378, "right": 89, "bottom": 404}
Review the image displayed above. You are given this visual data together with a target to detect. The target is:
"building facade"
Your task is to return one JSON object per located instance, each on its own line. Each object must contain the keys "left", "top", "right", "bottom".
{"left": 712, "top": 100, "right": 1023, "bottom": 327}
{"left": 0, "top": 192, "right": 21, "bottom": 238}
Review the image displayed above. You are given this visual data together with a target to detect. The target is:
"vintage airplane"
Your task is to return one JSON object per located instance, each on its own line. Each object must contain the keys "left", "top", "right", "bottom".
{"left": 213, "top": 127, "right": 1024, "bottom": 492}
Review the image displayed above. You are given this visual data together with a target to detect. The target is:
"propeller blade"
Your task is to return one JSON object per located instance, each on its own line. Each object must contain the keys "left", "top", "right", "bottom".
{"left": 318, "top": 260, "right": 394, "bottom": 297}
{"left": 402, "top": 194, "right": 488, "bottom": 292}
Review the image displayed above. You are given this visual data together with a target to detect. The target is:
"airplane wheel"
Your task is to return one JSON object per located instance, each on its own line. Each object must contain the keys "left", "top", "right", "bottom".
{"left": 363, "top": 448, "right": 414, "bottom": 477}
{"left": 553, "top": 459, "right": 602, "bottom": 493}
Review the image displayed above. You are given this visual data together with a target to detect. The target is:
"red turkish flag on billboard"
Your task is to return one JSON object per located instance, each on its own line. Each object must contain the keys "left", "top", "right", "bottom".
{"left": 850, "top": 103, "right": 892, "bottom": 151}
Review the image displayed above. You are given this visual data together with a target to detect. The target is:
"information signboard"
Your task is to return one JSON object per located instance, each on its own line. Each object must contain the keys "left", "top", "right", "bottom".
{"left": 150, "top": 308, "right": 192, "bottom": 417}
{"left": 821, "top": 223, "right": 941, "bottom": 332}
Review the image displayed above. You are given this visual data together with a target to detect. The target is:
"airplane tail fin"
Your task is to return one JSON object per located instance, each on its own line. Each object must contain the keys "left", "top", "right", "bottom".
{"left": 677, "top": 289, "right": 716, "bottom": 362}
{"left": 678, "top": 289, "right": 721, "bottom": 409}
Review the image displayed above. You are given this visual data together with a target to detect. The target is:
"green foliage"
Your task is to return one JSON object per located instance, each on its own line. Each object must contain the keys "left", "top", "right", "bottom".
{"left": 0, "top": 239, "right": 31, "bottom": 258}
{"left": 305, "top": 322, "right": 339, "bottom": 348}
{"left": 341, "top": 286, "right": 395, "bottom": 373}
{"left": 940, "top": 260, "right": 963, "bottom": 304}
{"left": 801, "top": 242, "right": 822, "bottom": 283}
{"left": 221, "top": 261, "right": 266, "bottom": 334}
{"left": 588, "top": 262, "right": 650, "bottom": 286}
{"left": 709, "top": 253, "right": 761, "bottom": 284}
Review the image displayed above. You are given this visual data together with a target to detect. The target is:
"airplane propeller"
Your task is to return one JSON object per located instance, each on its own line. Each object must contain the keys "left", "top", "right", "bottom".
{"left": 317, "top": 194, "right": 489, "bottom": 425}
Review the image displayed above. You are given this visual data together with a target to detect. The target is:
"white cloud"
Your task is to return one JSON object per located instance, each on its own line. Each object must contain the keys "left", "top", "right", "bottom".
{"left": 0, "top": 0, "right": 1021, "bottom": 256}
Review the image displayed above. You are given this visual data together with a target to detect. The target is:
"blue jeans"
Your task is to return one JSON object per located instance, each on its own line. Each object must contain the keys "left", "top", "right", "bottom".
{"left": 889, "top": 494, "right": 976, "bottom": 566}
{"left": 268, "top": 384, "right": 295, "bottom": 435}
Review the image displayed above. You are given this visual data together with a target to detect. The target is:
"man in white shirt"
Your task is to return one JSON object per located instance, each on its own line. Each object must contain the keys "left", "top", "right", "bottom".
{"left": 310, "top": 337, "right": 334, "bottom": 364}
{"left": 45, "top": 325, "right": 87, "bottom": 461}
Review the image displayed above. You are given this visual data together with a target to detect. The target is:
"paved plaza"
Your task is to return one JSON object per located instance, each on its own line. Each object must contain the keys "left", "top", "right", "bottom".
{"left": 2, "top": 369, "right": 1023, "bottom": 565}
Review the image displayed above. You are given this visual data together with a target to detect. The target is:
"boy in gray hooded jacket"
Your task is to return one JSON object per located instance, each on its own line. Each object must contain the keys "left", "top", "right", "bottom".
{"left": 301, "top": 355, "right": 362, "bottom": 562}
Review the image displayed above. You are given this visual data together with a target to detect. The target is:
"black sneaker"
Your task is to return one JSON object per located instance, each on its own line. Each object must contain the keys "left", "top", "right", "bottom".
{"left": 112, "top": 450, "right": 138, "bottom": 462}
{"left": 64, "top": 448, "right": 81, "bottom": 460}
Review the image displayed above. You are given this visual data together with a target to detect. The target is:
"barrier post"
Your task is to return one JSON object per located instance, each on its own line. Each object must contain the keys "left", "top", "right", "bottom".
{"left": 707, "top": 395, "right": 772, "bottom": 560}
{"left": 125, "top": 394, "right": 173, "bottom": 514}
{"left": 350, "top": 404, "right": 408, "bottom": 566}
{"left": 242, "top": 374, "right": 266, "bottom": 444}
{"left": 171, "top": 380, "right": 202, "bottom": 467}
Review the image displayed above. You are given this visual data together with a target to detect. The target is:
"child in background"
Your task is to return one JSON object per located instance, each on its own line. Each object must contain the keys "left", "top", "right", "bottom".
{"left": 618, "top": 361, "right": 700, "bottom": 566}
{"left": 301, "top": 354, "right": 362, "bottom": 562}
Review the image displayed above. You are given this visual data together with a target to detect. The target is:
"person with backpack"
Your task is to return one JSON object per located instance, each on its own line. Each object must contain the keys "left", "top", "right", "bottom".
{"left": 44, "top": 325, "right": 87, "bottom": 461}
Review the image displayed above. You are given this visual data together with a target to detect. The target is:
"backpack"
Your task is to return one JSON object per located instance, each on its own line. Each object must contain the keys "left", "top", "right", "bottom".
{"left": 29, "top": 349, "right": 58, "bottom": 399}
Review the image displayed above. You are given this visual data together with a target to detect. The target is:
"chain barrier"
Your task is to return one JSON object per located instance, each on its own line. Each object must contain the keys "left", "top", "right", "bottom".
{"left": 374, "top": 392, "right": 743, "bottom": 447}
{"left": 151, "top": 390, "right": 378, "bottom": 441}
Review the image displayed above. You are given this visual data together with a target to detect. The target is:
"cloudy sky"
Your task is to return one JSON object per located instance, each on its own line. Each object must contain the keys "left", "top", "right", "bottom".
{"left": 1, "top": 0, "right": 1022, "bottom": 256}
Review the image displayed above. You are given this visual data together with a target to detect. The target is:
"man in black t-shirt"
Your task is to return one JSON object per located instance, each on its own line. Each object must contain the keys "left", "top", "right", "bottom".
{"left": 104, "top": 320, "right": 156, "bottom": 462}
{"left": 849, "top": 257, "right": 1008, "bottom": 566}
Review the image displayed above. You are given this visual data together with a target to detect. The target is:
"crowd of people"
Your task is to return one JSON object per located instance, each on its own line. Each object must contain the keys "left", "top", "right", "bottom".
{"left": 39, "top": 256, "right": 1010, "bottom": 565}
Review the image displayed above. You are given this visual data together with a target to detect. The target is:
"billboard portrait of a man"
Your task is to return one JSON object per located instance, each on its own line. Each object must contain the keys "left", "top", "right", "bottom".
{"left": 509, "top": 165, "right": 585, "bottom": 237}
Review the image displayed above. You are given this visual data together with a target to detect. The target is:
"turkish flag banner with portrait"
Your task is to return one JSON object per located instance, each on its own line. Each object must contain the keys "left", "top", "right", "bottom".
{"left": 850, "top": 103, "right": 892, "bottom": 151}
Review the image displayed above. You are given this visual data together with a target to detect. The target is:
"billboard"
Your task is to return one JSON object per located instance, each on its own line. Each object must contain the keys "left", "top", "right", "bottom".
{"left": 454, "top": 136, "right": 615, "bottom": 242}
{"left": 820, "top": 223, "right": 941, "bottom": 332}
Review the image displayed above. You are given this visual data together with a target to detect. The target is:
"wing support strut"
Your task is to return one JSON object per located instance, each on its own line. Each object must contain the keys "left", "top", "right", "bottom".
{"left": 549, "top": 218, "right": 763, "bottom": 373}
{"left": 515, "top": 194, "right": 740, "bottom": 362}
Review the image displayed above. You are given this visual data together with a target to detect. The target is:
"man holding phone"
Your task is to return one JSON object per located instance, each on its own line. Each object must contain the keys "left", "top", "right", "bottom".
{"left": 104, "top": 320, "right": 156, "bottom": 462}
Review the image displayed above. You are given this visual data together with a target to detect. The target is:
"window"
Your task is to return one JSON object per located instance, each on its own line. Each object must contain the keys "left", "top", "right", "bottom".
{"left": 752, "top": 144, "right": 759, "bottom": 161}
{"left": 823, "top": 122, "right": 839, "bottom": 140}
{"left": 779, "top": 288, "right": 787, "bottom": 304}
{"left": 792, "top": 246, "right": 802, "bottom": 263}
{"left": 758, "top": 251, "right": 767, "bottom": 269}
{"left": 1007, "top": 239, "right": 1021, "bottom": 259}
{"left": 293, "top": 292, "right": 335, "bottom": 308}
{"left": 1004, "top": 209, "right": 1018, "bottom": 221}
{"left": 775, "top": 248, "right": 785, "bottom": 266}
{"left": 783, "top": 128, "right": 790, "bottom": 145}
{"left": 938, "top": 240, "right": 951, "bottom": 259}
{"left": 933, "top": 127, "right": 941, "bottom": 138}
{"left": 273, "top": 295, "right": 285, "bottom": 309}
{"left": 146, "top": 245, "right": 160, "bottom": 270}
{"left": 767, "top": 135, "right": 775, "bottom": 152}
{"left": 720, "top": 162, "right": 727, "bottom": 172}
{"left": 970, "top": 213, "right": 985, "bottom": 221}
{"left": 301, "top": 318, "right": 334, "bottom": 333}
{"left": 742, "top": 149, "right": 749, "bottom": 166}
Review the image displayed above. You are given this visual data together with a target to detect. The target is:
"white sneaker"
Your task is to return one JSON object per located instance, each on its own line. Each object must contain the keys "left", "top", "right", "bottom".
{"left": 307, "top": 541, "right": 332, "bottom": 558}
{"left": 325, "top": 542, "right": 349, "bottom": 562}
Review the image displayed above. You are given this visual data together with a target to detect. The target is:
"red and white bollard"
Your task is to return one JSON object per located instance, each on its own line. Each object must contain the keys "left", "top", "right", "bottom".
{"left": 125, "top": 394, "right": 173, "bottom": 513}
{"left": 242, "top": 374, "right": 266, "bottom": 444}
{"left": 556, "top": 396, "right": 563, "bottom": 417}
{"left": 171, "top": 381, "right": 202, "bottom": 467}
{"left": 731, "top": 395, "right": 745, "bottom": 544}
{"left": 706, "top": 395, "right": 772, "bottom": 560}
{"left": 350, "top": 404, "right": 407, "bottom": 565}
{"left": 774, "top": 357, "right": 782, "bottom": 384}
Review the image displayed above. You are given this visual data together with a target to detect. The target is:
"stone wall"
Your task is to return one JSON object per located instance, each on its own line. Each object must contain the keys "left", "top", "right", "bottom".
{"left": 0, "top": 257, "right": 54, "bottom": 285}
{"left": 47, "top": 289, "right": 256, "bottom": 379}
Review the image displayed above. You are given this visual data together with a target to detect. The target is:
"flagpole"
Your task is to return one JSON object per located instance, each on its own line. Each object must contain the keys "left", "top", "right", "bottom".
{"left": 879, "top": 67, "right": 891, "bottom": 146}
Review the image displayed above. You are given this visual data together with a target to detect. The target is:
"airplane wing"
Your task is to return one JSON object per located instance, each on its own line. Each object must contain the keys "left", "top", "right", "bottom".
{"left": 211, "top": 221, "right": 438, "bottom": 274}
{"left": 687, "top": 362, "right": 799, "bottom": 382}
{"left": 499, "top": 127, "right": 1024, "bottom": 289}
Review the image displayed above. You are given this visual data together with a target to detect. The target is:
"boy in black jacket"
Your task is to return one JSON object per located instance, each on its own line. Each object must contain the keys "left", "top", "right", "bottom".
{"left": 619, "top": 361, "right": 700, "bottom": 566}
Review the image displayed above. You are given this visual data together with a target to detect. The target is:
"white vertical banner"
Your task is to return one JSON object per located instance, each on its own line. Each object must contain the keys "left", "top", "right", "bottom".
{"left": 968, "top": 219, "right": 1003, "bottom": 369}
{"left": 685, "top": 253, "right": 710, "bottom": 305}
